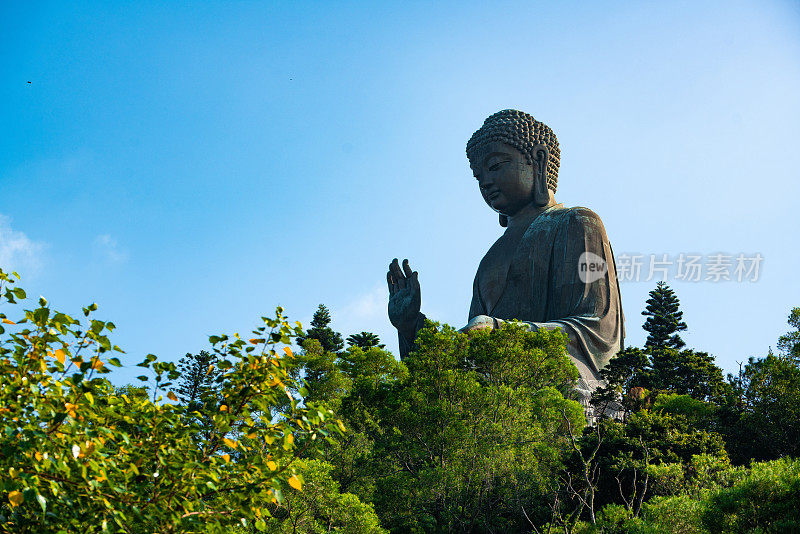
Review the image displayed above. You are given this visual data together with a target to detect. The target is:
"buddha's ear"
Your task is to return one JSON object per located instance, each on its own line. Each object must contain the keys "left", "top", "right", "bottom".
{"left": 499, "top": 214, "right": 508, "bottom": 227}
{"left": 532, "top": 144, "right": 550, "bottom": 207}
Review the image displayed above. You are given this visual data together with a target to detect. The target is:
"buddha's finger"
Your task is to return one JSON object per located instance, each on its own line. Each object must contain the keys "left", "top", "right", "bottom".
{"left": 402, "top": 259, "right": 414, "bottom": 279}
{"left": 387, "top": 271, "right": 395, "bottom": 295}
{"left": 411, "top": 271, "right": 420, "bottom": 292}
{"left": 389, "top": 258, "right": 402, "bottom": 278}
{"left": 390, "top": 259, "right": 407, "bottom": 287}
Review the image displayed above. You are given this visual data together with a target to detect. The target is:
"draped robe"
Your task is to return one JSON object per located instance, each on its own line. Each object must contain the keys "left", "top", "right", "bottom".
{"left": 399, "top": 204, "right": 624, "bottom": 390}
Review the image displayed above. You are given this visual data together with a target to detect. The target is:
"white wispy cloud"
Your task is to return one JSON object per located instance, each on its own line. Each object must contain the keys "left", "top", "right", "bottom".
{"left": 340, "top": 285, "right": 386, "bottom": 322}
{"left": 0, "top": 214, "right": 46, "bottom": 275}
{"left": 94, "top": 234, "right": 128, "bottom": 264}
{"left": 333, "top": 284, "right": 399, "bottom": 354}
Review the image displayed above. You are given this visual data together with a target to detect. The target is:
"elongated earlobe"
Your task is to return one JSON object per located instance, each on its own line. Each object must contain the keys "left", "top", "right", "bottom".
{"left": 532, "top": 146, "right": 550, "bottom": 207}
{"left": 499, "top": 214, "right": 508, "bottom": 227}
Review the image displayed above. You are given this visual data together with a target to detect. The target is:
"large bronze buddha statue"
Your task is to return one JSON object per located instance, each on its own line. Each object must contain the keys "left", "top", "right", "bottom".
{"left": 387, "top": 109, "right": 624, "bottom": 393}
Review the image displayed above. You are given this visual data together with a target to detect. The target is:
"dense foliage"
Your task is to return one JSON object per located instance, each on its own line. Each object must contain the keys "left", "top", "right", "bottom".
{"left": 0, "top": 270, "right": 344, "bottom": 533}
{"left": 2, "top": 271, "right": 799, "bottom": 533}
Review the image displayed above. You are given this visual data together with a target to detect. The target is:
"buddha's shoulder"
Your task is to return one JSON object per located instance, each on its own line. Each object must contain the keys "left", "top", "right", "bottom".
{"left": 543, "top": 205, "right": 606, "bottom": 227}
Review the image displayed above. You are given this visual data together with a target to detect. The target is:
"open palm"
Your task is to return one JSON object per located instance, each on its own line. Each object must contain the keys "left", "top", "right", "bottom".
{"left": 387, "top": 258, "right": 421, "bottom": 336}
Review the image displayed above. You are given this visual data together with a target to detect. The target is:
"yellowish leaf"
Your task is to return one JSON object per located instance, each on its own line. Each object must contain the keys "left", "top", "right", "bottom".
{"left": 283, "top": 347, "right": 293, "bottom": 358}
{"left": 7, "top": 490, "right": 23, "bottom": 507}
{"left": 267, "top": 461, "right": 277, "bottom": 471}
{"left": 223, "top": 437, "right": 238, "bottom": 449}
{"left": 337, "top": 420, "right": 347, "bottom": 432}
{"left": 54, "top": 349, "right": 66, "bottom": 363}
{"left": 90, "top": 358, "right": 104, "bottom": 370}
{"left": 2, "top": 319, "right": 15, "bottom": 325}
{"left": 166, "top": 391, "right": 178, "bottom": 402}
{"left": 222, "top": 454, "right": 231, "bottom": 463}
{"left": 35, "top": 452, "right": 42, "bottom": 461}
{"left": 219, "top": 405, "right": 228, "bottom": 412}
{"left": 288, "top": 474, "right": 302, "bottom": 491}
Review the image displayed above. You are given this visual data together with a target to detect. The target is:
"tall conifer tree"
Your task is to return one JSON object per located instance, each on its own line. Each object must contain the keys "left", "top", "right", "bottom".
{"left": 642, "top": 281, "right": 688, "bottom": 349}
{"left": 175, "top": 350, "right": 219, "bottom": 410}
{"left": 298, "top": 304, "right": 344, "bottom": 353}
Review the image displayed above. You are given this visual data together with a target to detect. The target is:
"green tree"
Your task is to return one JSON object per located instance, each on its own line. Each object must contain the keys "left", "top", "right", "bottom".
{"left": 578, "top": 407, "right": 728, "bottom": 519}
{"left": 723, "top": 352, "right": 800, "bottom": 463}
{"left": 316, "top": 345, "right": 407, "bottom": 502}
{"left": 346, "top": 331, "right": 384, "bottom": 349}
{"left": 642, "top": 282, "right": 688, "bottom": 350}
{"left": 175, "top": 350, "right": 220, "bottom": 409}
{"left": 702, "top": 457, "right": 800, "bottom": 533}
{"left": 365, "top": 322, "right": 584, "bottom": 532}
{"left": 174, "top": 350, "right": 224, "bottom": 444}
{"left": 777, "top": 307, "right": 800, "bottom": 362}
{"left": 297, "top": 305, "right": 344, "bottom": 353}
{"left": 592, "top": 347, "right": 651, "bottom": 416}
{"left": 260, "top": 459, "right": 386, "bottom": 534}
{"left": 648, "top": 348, "right": 726, "bottom": 401}
{"left": 291, "top": 338, "right": 351, "bottom": 409}
{"left": 593, "top": 346, "right": 726, "bottom": 417}
{"left": 0, "top": 269, "right": 343, "bottom": 533}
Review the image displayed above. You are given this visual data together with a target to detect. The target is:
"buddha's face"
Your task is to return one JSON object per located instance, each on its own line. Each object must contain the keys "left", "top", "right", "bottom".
{"left": 469, "top": 141, "right": 536, "bottom": 217}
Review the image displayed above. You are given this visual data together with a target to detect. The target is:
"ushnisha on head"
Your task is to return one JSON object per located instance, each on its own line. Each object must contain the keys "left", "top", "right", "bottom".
{"left": 467, "top": 109, "right": 561, "bottom": 194}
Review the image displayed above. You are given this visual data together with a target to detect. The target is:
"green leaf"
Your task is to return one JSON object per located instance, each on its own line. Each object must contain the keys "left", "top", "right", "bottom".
{"left": 255, "top": 519, "right": 266, "bottom": 531}
{"left": 136, "top": 375, "right": 149, "bottom": 381}
{"left": 36, "top": 493, "right": 47, "bottom": 512}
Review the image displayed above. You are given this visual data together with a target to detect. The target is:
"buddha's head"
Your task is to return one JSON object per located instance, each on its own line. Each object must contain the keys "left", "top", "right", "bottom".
{"left": 467, "top": 110, "right": 560, "bottom": 226}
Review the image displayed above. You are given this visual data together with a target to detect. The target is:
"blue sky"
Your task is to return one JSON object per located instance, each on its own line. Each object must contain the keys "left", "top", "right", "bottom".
{"left": 2, "top": 1, "right": 799, "bottom": 382}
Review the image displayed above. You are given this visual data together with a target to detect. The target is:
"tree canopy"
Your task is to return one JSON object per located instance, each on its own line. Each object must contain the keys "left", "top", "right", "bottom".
{"left": 2, "top": 265, "right": 799, "bottom": 533}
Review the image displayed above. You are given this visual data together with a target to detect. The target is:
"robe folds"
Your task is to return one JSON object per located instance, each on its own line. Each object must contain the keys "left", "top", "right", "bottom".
{"left": 399, "top": 204, "right": 625, "bottom": 391}
{"left": 470, "top": 204, "right": 624, "bottom": 386}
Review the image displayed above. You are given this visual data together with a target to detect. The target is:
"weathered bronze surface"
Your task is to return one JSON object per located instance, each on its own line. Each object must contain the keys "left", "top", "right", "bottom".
{"left": 387, "top": 110, "right": 624, "bottom": 392}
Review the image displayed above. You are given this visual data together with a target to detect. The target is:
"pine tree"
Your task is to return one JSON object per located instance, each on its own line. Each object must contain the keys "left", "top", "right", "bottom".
{"left": 175, "top": 350, "right": 219, "bottom": 410}
{"left": 298, "top": 304, "right": 344, "bottom": 353}
{"left": 174, "top": 350, "right": 223, "bottom": 443}
{"left": 346, "top": 331, "right": 385, "bottom": 349}
{"left": 642, "top": 281, "right": 688, "bottom": 349}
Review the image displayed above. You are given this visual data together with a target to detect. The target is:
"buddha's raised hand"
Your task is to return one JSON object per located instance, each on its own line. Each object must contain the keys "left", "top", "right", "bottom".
{"left": 387, "top": 258, "right": 421, "bottom": 337}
